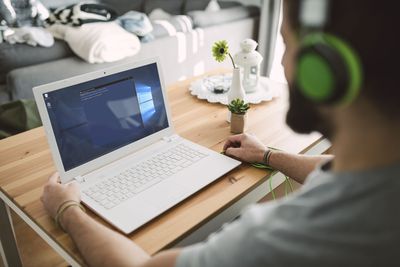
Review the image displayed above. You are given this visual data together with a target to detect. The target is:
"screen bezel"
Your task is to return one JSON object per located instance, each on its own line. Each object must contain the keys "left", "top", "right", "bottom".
{"left": 33, "top": 58, "right": 174, "bottom": 183}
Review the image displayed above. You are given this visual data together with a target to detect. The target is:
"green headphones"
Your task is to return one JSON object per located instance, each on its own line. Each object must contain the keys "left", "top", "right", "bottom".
{"left": 295, "top": 0, "right": 363, "bottom": 105}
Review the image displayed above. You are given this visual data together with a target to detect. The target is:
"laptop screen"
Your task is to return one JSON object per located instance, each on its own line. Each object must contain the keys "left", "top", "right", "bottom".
{"left": 44, "top": 63, "right": 169, "bottom": 171}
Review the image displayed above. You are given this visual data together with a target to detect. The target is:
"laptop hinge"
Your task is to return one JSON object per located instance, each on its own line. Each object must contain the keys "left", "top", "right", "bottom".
{"left": 74, "top": 175, "right": 86, "bottom": 183}
{"left": 162, "top": 134, "right": 180, "bottom": 143}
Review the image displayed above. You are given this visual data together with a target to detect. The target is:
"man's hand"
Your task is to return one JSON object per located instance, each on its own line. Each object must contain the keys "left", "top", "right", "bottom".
{"left": 41, "top": 172, "right": 81, "bottom": 219}
{"left": 223, "top": 133, "right": 267, "bottom": 163}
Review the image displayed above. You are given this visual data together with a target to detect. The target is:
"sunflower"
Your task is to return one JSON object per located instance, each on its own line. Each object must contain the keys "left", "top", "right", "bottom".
{"left": 212, "top": 40, "right": 236, "bottom": 68}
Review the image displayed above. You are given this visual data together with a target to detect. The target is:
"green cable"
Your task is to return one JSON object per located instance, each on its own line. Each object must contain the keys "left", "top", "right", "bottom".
{"left": 250, "top": 149, "right": 294, "bottom": 199}
{"left": 287, "top": 176, "right": 294, "bottom": 192}
{"left": 251, "top": 162, "right": 274, "bottom": 171}
{"left": 269, "top": 172, "right": 276, "bottom": 200}
{"left": 284, "top": 177, "right": 288, "bottom": 196}
{"left": 221, "top": 149, "right": 294, "bottom": 200}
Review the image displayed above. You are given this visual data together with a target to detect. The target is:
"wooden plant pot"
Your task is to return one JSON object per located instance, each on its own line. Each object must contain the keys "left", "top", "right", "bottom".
{"left": 230, "top": 113, "right": 247, "bottom": 134}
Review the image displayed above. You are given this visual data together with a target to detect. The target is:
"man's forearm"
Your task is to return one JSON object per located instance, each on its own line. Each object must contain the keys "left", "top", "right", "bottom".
{"left": 268, "top": 151, "right": 333, "bottom": 184}
{"left": 62, "top": 206, "right": 150, "bottom": 267}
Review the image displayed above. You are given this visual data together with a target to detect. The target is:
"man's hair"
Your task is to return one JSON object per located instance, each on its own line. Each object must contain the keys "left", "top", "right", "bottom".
{"left": 286, "top": 0, "right": 399, "bottom": 118}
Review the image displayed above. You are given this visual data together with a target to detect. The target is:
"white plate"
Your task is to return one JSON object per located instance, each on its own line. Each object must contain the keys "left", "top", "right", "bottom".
{"left": 189, "top": 74, "right": 287, "bottom": 105}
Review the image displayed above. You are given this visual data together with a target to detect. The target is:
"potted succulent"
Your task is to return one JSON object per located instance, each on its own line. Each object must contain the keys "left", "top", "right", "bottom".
{"left": 228, "top": 98, "right": 250, "bottom": 133}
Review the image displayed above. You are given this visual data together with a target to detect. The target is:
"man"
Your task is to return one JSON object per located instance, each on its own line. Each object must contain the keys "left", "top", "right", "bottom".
{"left": 42, "top": 0, "right": 400, "bottom": 266}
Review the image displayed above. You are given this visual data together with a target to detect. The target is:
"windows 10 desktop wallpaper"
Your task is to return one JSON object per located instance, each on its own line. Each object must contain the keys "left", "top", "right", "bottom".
{"left": 45, "top": 63, "right": 169, "bottom": 171}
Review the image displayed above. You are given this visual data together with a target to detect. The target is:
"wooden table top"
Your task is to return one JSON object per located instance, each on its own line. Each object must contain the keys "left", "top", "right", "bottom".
{"left": 0, "top": 71, "right": 321, "bottom": 265}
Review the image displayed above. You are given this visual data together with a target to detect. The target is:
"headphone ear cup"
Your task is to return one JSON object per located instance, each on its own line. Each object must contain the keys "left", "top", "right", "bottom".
{"left": 295, "top": 34, "right": 362, "bottom": 105}
{"left": 296, "top": 48, "right": 336, "bottom": 103}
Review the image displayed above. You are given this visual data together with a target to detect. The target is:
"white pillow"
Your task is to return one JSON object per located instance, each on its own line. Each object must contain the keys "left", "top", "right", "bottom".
{"left": 148, "top": 8, "right": 172, "bottom": 21}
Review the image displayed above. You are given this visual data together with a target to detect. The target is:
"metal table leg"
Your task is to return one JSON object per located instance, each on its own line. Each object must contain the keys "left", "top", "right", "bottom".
{"left": 0, "top": 199, "right": 23, "bottom": 267}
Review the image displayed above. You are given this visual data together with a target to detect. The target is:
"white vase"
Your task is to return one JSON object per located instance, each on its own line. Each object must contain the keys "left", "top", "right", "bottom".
{"left": 227, "top": 67, "right": 245, "bottom": 122}
{"left": 228, "top": 67, "right": 246, "bottom": 103}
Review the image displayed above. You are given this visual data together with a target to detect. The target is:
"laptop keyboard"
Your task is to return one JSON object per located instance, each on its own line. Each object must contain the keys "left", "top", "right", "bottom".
{"left": 83, "top": 143, "right": 208, "bottom": 209}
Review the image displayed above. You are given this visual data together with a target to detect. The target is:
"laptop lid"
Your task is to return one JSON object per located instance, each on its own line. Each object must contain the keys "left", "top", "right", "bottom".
{"left": 34, "top": 58, "right": 174, "bottom": 183}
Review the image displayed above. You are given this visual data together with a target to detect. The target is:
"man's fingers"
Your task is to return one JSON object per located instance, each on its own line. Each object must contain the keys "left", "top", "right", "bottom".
{"left": 228, "top": 134, "right": 245, "bottom": 143}
{"left": 225, "top": 147, "right": 242, "bottom": 159}
{"left": 48, "top": 172, "right": 59, "bottom": 184}
{"left": 223, "top": 134, "right": 244, "bottom": 151}
{"left": 223, "top": 140, "right": 234, "bottom": 151}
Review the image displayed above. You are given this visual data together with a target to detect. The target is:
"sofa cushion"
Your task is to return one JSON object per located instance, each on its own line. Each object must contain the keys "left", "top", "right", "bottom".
{"left": 143, "top": 0, "right": 184, "bottom": 15}
{"left": 188, "top": 5, "right": 259, "bottom": 28}
{"left": 0, "top": 40, "right": 73, "bottom": 84}
{"left": 150, "top": 15, "right": 193, "bottom": 40}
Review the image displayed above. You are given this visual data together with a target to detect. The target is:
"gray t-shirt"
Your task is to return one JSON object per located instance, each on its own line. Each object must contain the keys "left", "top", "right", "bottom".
{"left": 176, "top": 162, "right": 400, "bottom": 267}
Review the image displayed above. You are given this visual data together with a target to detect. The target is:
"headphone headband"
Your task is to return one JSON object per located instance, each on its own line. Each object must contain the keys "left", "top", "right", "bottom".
{"left": 299, "top": 0, "right": 330, "bottom": 29}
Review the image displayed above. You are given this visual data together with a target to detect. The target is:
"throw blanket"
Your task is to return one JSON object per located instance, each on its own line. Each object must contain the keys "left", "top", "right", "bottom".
{"left": 49, "top": 22, "right": 140, "bottom": 63}
{"left": 117, "top": 10, "right": 154, "bottom": 42}
{"left": 117, "top": 11, "right": 153, "bottom": 37}
{"left": 46, "top": 3, "right": 117, "bottom": 27}
{"left": 4, "top": 26, "right": 54, "bottom": 47}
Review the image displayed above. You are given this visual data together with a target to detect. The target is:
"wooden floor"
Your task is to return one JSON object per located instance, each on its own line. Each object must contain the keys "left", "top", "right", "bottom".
{"left": 1, "top": 179, "right": 301, "bottom": 267}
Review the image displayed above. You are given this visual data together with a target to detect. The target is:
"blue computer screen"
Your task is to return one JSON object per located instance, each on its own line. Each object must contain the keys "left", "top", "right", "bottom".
{"left": 44, "top": 63, "right": 169, "bottom": 171}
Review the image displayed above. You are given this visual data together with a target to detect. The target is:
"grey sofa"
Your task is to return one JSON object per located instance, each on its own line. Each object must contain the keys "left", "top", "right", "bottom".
{"left": 0, "top": 0, "right": 260, "bottom": 103}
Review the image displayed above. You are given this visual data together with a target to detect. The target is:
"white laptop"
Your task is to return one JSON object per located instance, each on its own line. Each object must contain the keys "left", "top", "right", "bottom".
{"left": 33, "top": 58, "right": 241, "bottom": 234}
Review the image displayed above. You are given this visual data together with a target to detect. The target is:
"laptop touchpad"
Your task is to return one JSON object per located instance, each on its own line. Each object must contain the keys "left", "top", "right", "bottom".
{"left": 149, "top": 181, "right": 188, "bottom": 209}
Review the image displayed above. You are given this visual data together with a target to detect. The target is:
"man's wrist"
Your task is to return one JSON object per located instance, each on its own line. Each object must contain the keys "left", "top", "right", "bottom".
{"left": 60, "top": 205, "right": 84, "bottom": 232}
{"left": 254, "top": 147, "right": 268, "bottom": 164}
{"left": 262, "top": 149, "right": 273, "bottom": 165}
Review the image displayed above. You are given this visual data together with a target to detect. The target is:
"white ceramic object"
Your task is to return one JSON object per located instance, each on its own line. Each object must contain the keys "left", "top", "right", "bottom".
{"left": 189, "top": 74, "right": 285, "bottom": 105}
{"left": 227, "top": 68, "right": 245, "bottom": 104}
{"left": 234, "top": 39, "right": 263, "bottom": 93}
{"left": 226, "top": 68, "right": 245, "bottom": 122}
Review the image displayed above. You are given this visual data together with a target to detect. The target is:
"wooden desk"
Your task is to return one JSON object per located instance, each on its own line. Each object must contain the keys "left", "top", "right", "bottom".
{"left": 0, "top": 73, "right": 325, "bottom": 267}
